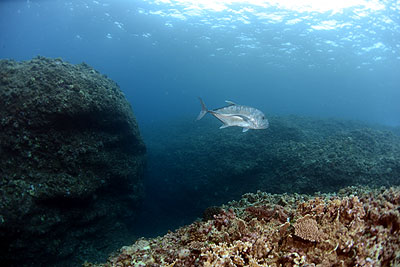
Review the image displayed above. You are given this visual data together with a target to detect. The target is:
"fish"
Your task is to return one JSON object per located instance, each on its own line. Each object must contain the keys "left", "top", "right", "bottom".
{"left": 196, "top": 97, "right": 269, "bottom": 132}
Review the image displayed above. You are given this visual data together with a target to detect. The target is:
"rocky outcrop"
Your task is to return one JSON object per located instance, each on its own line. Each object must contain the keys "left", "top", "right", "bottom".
{"left": 0, "top": 57, "right": 146, "bottom": 266}
{"left": 144, "top": 116, "right": 400, "bottom": 214}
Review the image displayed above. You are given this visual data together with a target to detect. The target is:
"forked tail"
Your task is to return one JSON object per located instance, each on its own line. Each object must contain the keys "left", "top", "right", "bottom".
{"left": 196, "top": 97, "right": 208, "bottom": 120}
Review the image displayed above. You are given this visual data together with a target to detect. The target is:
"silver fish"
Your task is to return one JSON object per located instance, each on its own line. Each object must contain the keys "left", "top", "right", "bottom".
{"left": 196, "top": 97, "right": 269, "bottom": 132}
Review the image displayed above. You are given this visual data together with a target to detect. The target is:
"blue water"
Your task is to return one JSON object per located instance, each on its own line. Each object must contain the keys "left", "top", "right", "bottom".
{"left": 1, "top": 0, "right": 399, "bottom": 127}
{"left": 1, "top": 0, "right": 400, "bottom": 245}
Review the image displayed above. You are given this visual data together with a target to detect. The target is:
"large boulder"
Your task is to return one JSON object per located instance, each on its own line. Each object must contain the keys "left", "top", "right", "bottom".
{"left": 0, "top": 57, "right": 146, "bottom": 266}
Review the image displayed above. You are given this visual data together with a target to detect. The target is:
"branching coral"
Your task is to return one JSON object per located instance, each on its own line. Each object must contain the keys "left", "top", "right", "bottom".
{"left": 86, "top": 186, "right": 400, "bottom": 267}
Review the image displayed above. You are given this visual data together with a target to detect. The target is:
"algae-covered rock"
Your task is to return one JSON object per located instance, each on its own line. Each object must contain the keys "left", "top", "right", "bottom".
{"left": 0, "top": 57, "right": 146, "bottom": 266}
{"left": 144, "top": 116, "right": 400, "bottom": 215}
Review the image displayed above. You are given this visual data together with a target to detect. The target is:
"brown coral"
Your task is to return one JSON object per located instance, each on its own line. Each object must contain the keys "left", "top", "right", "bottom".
{"left": 294, "top": 214, "right": 326, "bottom": 242}
{"left": 245, "top": 204, "right": 289, "bottom": 223}
{"left": 86, "top": 186, "right": 400, "bottom": 267}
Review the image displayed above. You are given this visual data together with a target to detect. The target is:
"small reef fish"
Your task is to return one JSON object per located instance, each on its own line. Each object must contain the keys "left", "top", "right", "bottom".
{"left": 196, "top": 97, "right": 269, "bottom": 132}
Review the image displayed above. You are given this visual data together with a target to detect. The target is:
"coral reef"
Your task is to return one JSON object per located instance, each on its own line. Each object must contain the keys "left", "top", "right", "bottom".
{"left": 87, "top": 186, "right": 400, "bottom": 266}
{"left": 0, "top": 57, "right": 146, "bottom": 266}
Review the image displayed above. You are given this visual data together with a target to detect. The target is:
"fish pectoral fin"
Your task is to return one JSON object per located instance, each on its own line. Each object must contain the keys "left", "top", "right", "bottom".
{"left": 242, "top": 128, "right": 249, "bottom": 132}
{"left": 236, "top": 115, "right": 251, "bottom": 122}
{"left": 219, "top": 124, "right": 230, "bottom": 129}
{"left": 225, "top": 100, "right": 237, "bottom": 106}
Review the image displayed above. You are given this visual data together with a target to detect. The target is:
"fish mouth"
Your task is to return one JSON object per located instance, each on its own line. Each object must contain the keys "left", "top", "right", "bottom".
{"left": 257, "top": 123, "right": 269, "bottom": 129}
{"left": 261, "top": 121, "right": 270, "bottom": 129}
{"left": 252, "top": 125, "right": 268, "bottom": 130}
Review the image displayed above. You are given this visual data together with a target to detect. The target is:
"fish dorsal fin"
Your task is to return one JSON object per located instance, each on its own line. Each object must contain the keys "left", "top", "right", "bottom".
{"left": 225, "top": 100, "right": 237, "bottom": 106}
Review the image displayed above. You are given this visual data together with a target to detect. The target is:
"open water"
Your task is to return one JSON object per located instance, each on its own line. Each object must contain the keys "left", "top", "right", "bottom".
{"left": 1, "top": 0, "right": 399, "bottom": 264}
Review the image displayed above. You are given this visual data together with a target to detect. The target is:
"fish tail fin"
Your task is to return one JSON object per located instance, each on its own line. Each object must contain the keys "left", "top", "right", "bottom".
{"left": 196, "top": 97, "right": 208, "bottom": 120}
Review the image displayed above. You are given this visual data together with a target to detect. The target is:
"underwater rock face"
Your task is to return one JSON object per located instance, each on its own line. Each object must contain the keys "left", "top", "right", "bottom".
{"left": 0, "top": 57, "right": 146, "bottom": 266}
{"left": 88, "top": 186, "right": 400, "bottom": 266}
{"left": 144, "top": 116, "right": 400, "bottom": 215}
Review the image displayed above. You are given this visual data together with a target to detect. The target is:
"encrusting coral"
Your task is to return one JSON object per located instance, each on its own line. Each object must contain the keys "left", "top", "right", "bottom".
{"left": 86, "top": 186, "right": 400, "bottom": 267}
